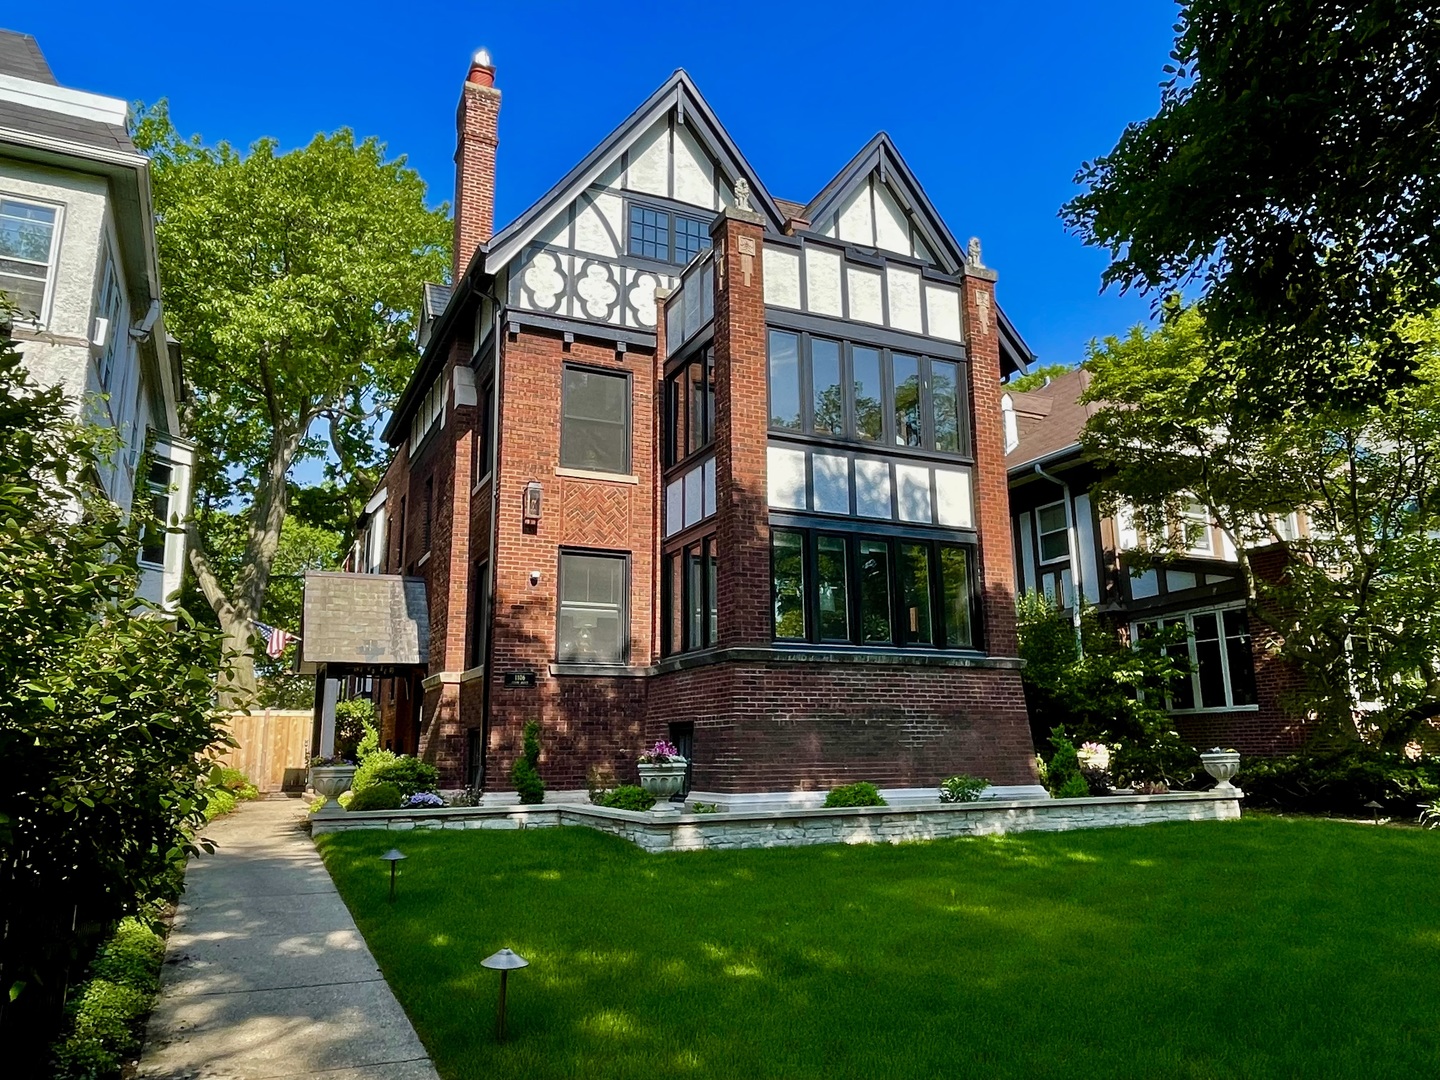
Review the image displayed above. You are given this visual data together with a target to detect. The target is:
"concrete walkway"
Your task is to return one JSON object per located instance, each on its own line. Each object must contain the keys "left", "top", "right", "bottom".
{"left": 138, "top": 798, "right": 440, "bottom": 1080}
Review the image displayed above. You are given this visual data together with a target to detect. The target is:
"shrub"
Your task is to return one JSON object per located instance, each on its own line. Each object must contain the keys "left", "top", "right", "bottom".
{"left": 214, "top": 767, "right": 259, "bottom": 800}
{"left": 586, "top": 764, "right": 617, "bottom": 804}
{"left": 691, "top": 802, "right": 720, "bottom": 814}
{"left": 334, "top": 697, "right": 377, "bottom": 761}
{"left": 1239, "top": 750, "right": 1440, "bottom": 816}
{"left": 938, "top": 775, "right": 989, "bottom": 803}
{"left": 351, "top": 752, "right": 439, "bottom": 799}
{"left": 1046, "top": 729, "right": 1091, "bottom": 799}
{"left": 401, "top": 792, "right": 445, "bottom": 809}
{"left": 824, "top": 782, "right": 887, "bottom": 808}
{"left": 511, "top": 721, "right": 545, "bottom": 804}
{"left": 347, "top": 782, "right": 403, "bottom": 812}
{"left": 203, "top": 788, "right": 238, "bottom": 821}
{"left": 596, "top": 785, "right": 656, "bottom": 811}
{"left": 50, "top": 917, "right": 165, "bottom": 1079}
{"left": 1077, "top": 743, "right": 1113, "bottom": 796}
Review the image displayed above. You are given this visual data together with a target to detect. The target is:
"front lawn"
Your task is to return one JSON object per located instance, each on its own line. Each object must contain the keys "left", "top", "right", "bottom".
{"left": 317, "top": 818, "right": 1438, "bottom": 1079}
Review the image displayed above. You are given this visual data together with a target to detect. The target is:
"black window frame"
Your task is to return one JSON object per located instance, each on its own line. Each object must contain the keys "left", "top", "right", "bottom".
{"left": 626, "top": 201, "right": 713, "bottom": 267}
{"left": 139, "top": 460, "right": 172, "bottom": 567}
{"left": 469, "top": 558, "right": 490, "bottom": 670}
{"left": 660, "top": 532, "right": 718, "bottom": 657}
{"left": 768, "top": 526, "right": 981, "bottom": 651}
{"left": 765, "top": 329, "right": 973, "bottom": 460}
{"left": 473, "top": 378, "right": 495, "bottom": 487}
{"left": 556, "top": 549, "right": 631, "bottom": 665}
{"left": 664, "top": 348, "right": 716, "bottom": 467}
{"left": 560, "top": 363, "right": 632, "bottom": 475}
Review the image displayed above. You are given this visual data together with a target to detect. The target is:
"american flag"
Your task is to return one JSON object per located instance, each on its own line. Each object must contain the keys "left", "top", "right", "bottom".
{"left": 253, "top": 621, "right": 298, "bottom": 659}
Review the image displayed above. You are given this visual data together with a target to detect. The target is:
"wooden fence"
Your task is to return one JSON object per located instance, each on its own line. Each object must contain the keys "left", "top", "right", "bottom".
{"left": 220, "top": 709, "right": 312, "bottom": 792}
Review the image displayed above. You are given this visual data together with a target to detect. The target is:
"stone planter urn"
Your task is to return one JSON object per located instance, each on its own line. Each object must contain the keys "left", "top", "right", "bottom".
{"left": 309, "top": 765, "right": 356, "bottom": 815}
{"left": 1200, "top": 749, "right": 1242, "bottom": 794}
{"left": 638, "top": 760, "right": 688, "bottom": 811}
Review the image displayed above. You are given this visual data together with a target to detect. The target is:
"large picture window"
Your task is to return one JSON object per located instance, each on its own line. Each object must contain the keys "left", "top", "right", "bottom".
{"left": 1137, "top": 607, "right": 1257, "bottom": 712}
{"left": 561, "top": 366, "right": 630, "bottom": 474}
{"left": 627, "top": 203, "right": 712, "bottom": 266}
{"left": 765, "top": 329, "right": 970, "bottom": 456}
{"left": 770, "top": 529, "right": 976, "bottom": 649}
{"left": 558, "top": 551, "right": 628, "bottom": 664}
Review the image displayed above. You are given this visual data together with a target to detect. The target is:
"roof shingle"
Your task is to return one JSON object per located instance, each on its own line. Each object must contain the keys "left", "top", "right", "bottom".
{"left": 0, "top": 30, "right": 56, "bottom": 84}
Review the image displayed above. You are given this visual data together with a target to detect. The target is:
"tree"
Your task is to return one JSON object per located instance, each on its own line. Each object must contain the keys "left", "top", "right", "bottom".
{"left": 0, "top": 308, "right": 228, "bottom": 1060}
{"left": 1006, "top": 363, "right": 1074, "bottom": 394}
{"left": 132, "top": 104, "right": 451, "bottom": 701}
{"left": 1063, "top": 0, "right": 1440, "bottom": 404}
{"left": 1080, "top": 305, "right": 1440, "bottom": 746}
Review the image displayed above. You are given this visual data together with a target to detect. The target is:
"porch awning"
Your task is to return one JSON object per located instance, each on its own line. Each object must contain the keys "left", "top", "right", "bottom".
{"left": 298, "top": 571, "right": 429, "bottom": 675}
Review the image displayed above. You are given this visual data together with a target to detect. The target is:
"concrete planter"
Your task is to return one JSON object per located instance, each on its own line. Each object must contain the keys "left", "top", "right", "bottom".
{"left": 310, "top": 765, "right": 357, "bottom": 803}
{"left": 638, "top": 760, "right": 687, "bottom": 802}
{"left": 1200, "top": 750, "right": 1242, "bottom": 794}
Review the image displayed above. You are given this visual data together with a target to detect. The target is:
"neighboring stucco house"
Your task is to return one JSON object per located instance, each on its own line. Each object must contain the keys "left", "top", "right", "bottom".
{"left": 305, "top": 51, "right": 1047, "bottom": 807}
{"left": 0, "top": 29, "right": 193, "bottom": 606}
{"left": 1003, "top": 367, "right": 1312, "bottom": 754}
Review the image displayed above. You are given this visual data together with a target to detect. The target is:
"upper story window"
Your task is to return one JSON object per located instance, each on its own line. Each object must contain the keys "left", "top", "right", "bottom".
{"left": 1036, "top": 501, "right": 1070, "bottom": 563}
{"left": 139, "top": 461, "right": 172, "bottom": 567}
{"left": 767, "top": 329, "right": 969, "bottom": 457}
{"left": 627, "top": 203, "right": 712, "bottom": 266}
{"left": 561, "top": 365, "right": 630, "bottom": 474}
{"left": 0, "top": 197, "right": 60, "bottom": 321}
{"left": 664, "top": 350, "right": 715, "bottom": 466}
{"left": 94, "top": 242, "right": 125, "bottom": 391}
{"left": 408, "top": 375, "right": 446, "bottom": 455}
{"left": 1180, "top": 499, "right": 1214, "bottom": 554}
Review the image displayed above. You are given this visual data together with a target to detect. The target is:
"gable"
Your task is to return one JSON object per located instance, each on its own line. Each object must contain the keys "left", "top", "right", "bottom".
{"left": 488, "top": 72, "right": 784, "bottom": 335}
{"left": 803, "top": 135, "right": 961, "bottom": 272}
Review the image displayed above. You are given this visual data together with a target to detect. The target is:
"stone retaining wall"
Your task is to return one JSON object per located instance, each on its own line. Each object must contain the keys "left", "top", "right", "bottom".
{"left": 310, "top": 790, "right": 1241, "bottom": 852}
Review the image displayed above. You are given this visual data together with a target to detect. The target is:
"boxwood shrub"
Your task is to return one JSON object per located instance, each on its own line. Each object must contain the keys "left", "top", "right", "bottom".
{"left": 824, "top": 782, "right": 886, "bottom": 808}
{"left": 596, "top": 785, "right": 656, "bottom": 811}
{"left": 347, "top": 781, "right": 403, "bottom": 812}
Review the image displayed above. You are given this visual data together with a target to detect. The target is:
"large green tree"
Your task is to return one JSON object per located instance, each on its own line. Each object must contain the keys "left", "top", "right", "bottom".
{"left": 1081, "top": 305, "right": 1440, "bottom": 746}
{"left": 1063, "top": 0, "right": 1440, "bottom": 404}
{"left": 133, "top": 104, "right": 450, "bottom": 700}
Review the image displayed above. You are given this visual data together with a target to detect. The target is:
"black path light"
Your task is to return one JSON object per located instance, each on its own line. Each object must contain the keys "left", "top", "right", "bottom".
{"left": 380, "top": 848, "right": 406, "bottom": 902}
{"left": 481, "top": 948, "right": 530, "bottom": 1042}
{"left": 1365, "top": 800, "right": 1384, "bottom": 824}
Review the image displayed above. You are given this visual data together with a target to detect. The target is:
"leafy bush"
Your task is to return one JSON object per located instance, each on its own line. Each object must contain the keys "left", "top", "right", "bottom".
{"left": 596, "top": 785, "right": 655, "bottom": 811}
{"left": 1239, "top": 750, "right": 1440, "bottom": 816}
{"left": 938, "top": 775, "right": 989, "bottom": 803}
{"left": 691, "top": 802, "right": 720, "bottom": 814}
{"left": 51, "top": 916, "right": 165, "bottom": 1079}
{"left": 1077, "top": 743, "right": 1113, "bottom": 796}
{"left": 401, "top": 792, "right": 445, "bottom": 809}
{"left": 586, "top": 764, "right": 617, "bottom": 804}
{"left": 1018, "top": 594, "right": 1198, "bottom": 787}
{"left": 824, "top": 782, "right": 887, "bottom": 808}
{"left": 351, "top": 752, "right": 439, "bottom": 799}
{"left": 511, "top": 721, "right": 545, "bottom": 804}
{"left": 214, "top": 766, "right": 259, "bottom": 800}
{"left": 347, "top": 782, "right": 403, "bottom": 812}
{"left": 1046, "top": 729, "right": 1092, "bottom": 799}
{"left": 334, "top": 697, "right": 378, "bottom": 761}
{"left": 203, "top": 788, "right": 238, "bottom": 821}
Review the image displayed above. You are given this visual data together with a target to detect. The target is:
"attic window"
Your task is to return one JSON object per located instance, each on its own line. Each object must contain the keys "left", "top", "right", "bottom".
{"left": 627, "top": 203, "right": 711, "bottom": 266}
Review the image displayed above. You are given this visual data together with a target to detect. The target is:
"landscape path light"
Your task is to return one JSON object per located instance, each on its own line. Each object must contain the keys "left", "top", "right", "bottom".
{"left": 380, "top": 848, "right": 406, "bottom": 903}
{"left": 481, "top": 948, "right": 529, "bottom": 1042}
{"left": 1365, "top": 800, "right": 1383, "bottom": 824}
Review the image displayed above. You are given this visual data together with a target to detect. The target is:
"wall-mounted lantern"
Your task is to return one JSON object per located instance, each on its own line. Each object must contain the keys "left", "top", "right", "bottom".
{"left": 522, "top": 481, "right": 543, "bottom": 525}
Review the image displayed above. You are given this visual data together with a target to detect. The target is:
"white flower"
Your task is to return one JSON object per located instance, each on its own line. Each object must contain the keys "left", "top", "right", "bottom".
{"left": 1078, "top": 742, "right": 1111, "bottom": 771}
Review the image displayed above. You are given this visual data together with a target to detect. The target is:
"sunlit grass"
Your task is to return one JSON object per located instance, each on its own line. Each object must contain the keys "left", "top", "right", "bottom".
{"left": 316, "top": 818, "right": 1439, "bottom": 1080}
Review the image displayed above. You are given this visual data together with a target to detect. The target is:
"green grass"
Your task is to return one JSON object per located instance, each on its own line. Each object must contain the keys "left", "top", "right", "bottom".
{"left": 317, "top": 818, "right": 1440, "bottom": 1079}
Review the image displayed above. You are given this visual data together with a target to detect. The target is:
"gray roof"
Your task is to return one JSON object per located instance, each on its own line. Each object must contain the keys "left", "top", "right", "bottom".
{"left": 0, "top": 97, "right": 135, "bottom": 154}
{"left": 422, "top": 282, "right": 452, "bottom": 320}
{"left": 0, "top": 30, "right": 56, "bottom": 84}
{"left": 300, "top": 572, "right": 429, "bottom": 668}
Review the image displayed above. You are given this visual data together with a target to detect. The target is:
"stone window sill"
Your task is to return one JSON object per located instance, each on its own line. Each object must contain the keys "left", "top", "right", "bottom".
{"left": 556, "top": 467, "right": 638, "bottom": 485}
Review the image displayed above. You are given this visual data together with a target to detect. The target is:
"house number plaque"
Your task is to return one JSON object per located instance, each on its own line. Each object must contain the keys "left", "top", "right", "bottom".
{"left": 502, "top": 671, "right": 537, "bottom": 689}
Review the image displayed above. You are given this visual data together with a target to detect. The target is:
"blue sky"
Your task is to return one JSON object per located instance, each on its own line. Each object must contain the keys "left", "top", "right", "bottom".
{"left": 18, "top": 0, "right": 1176, "bottom": 372}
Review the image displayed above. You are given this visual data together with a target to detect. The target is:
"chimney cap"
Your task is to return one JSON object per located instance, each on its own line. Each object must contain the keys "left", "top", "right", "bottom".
{"left": 472, "top": 47, "right": 493, "bottom": 69}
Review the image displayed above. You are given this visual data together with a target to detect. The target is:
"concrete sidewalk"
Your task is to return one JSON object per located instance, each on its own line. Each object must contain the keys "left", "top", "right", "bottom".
{"left": 138, "top": 798, "right": 440, "bottom": 1080}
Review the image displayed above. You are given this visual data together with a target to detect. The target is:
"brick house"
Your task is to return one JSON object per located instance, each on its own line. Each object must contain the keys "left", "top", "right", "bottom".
{"left": 311, "top": 52, "right": 1049, "bottom": 807}
{"left": 1004, "top": 368, "right": 1313, "bottom": 755}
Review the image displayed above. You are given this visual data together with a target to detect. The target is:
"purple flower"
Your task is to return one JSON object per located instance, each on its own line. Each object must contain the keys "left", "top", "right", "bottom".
{"left": 638, "top": 740, "right": 682, "bottom": 764}
{"left": 402, "top": 792, "right": 445, "bottom": 809}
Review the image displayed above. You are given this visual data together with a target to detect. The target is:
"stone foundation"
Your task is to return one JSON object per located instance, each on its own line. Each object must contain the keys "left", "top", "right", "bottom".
{"left": 311, "top": 790, "right": 1242, "bottom": 852}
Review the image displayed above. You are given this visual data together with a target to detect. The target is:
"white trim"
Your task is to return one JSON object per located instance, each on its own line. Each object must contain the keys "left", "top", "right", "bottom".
{"left": 0, "top": 190, "right": 65, "bottom": 328}
{"left": 0, "top": 72, "right": 129, "bottom": 127}
{"left": 1035, "top": 499, "right": 1070, "bottom": 565}
{"left": 363, "top": 487, "right": 388, "bottom": 515}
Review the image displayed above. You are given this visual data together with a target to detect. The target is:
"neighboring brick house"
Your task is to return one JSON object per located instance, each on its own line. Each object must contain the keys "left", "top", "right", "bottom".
{"left": 1004, "top": 368, "right": 1313, "bottom": 755}
{"left": 314, "top": 52, "right": 1049, "bottom": 807}
{"left": 0, "top": 29, "right": 193, "bottom": 607}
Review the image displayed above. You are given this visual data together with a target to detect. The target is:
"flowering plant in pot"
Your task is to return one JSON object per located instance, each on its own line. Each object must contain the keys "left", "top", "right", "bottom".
{"left": 637, "top": 741, "right": 687, "bottom": 804}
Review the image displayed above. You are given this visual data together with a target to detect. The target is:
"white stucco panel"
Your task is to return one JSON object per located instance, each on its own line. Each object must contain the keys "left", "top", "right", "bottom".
{"left": 895, "top": 463, "right": 932, "bottom": 523}
{"left": 935, "top": 467, "right": 973, "bottom": 528}
{"left": 886, "top": 265, "right": 923, "bottom": 333}
{"left": 764, "top": 246, "right": 801, "bottom": 309}
{"left": 836, "top": 182, "right": 873, "bottom": 247}
{"left": 804, "top": 246, "right": 843, "bottom": 318}
{"left": 925, "top": 283, "right": 963, "bottom": 342}
{"left": 846, "top": 264, "right": 883, "bottom": 325}
{"left": 574, "top": 190, "right": 623, "bottom": 258}
{"left": 672, "top": 123, "right": 716, "bottom": 209}
{"left": 625, "top": 118, "right": 669, "bottom": 197}
{"left": 855, "top": 458, "right": 892, "bottom": 519}
{"left": 812, "top": 452, "right": 850, "bottom": 514}
{"left": 873, "top": 181, "right": 910, "bottom": 256}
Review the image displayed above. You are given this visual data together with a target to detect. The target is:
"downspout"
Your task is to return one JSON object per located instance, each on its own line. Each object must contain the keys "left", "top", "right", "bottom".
{"left": 476, "top": 282, "right": 504, "bottom": 798}
{"left": 1033, "top": 463, "right": 1084, "bottom": 633}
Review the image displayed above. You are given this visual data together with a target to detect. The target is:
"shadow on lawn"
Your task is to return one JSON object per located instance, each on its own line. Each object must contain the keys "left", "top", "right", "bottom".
{"left": 317, "top": 819, "right": 1440, "bottom": 1080}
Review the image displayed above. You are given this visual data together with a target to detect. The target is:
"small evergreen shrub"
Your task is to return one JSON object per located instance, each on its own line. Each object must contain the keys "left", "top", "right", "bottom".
{"left": 1239, "top": 750, "right": 1440, "bottom": 815}
{"left": 938, "top": 775, "right": 989, "bottom": 803}
{"left": 347, "top": 781, "right": 403, "bottom": 812}
{"left": 351, "top": 749, "right": 397, "bottom": 795}
{"left": 1046, "top": 729, "right": 1091, "bottom": 799}
{"left": 334, "top": 697, "right": 378, "bottom": 760}
{"left": 511, "top": 721, "right": 545, "bottom": 804}
{"left": 597, "top": 785, "right": 655, "bottom": 811}
{"left": 824, "top": 782, "right": 887, "bottom": 808}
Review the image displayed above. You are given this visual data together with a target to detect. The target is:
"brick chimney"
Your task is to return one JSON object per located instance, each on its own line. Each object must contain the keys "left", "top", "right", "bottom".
{"left": 453, "top": 48, "right": 500, "bottom": 281}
